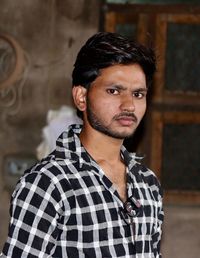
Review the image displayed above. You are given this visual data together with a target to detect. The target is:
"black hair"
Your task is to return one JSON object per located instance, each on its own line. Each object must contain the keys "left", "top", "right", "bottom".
{"left": 72, "top": 32, "right": 156, "bottom": 118}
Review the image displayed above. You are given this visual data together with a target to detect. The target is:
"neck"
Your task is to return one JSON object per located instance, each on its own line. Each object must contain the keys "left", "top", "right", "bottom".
{"left": 79, "top": 125, "right": 123, "bottom": 164}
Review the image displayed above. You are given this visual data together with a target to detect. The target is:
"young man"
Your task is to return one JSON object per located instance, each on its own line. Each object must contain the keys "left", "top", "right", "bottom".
{"left": 1, "top": 32, "right": 164, "bottom": 257}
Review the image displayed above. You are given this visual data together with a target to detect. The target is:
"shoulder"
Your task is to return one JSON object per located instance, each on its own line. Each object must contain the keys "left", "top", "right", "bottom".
{"left": 12, "top": 153, "right": 74, "bottom": 202}
{"left": 142, "top": 165, "right": 162, "bottom": 200}
{"left": 129, "top": 156, "right": 163, "bottom": 200}
{"left": 137, "top": 162, "right": 160, "bottom": 187}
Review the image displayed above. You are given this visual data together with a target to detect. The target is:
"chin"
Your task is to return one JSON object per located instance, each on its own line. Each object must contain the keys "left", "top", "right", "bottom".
{"left": 108, "top": 129, "right": 136, "bottom": 140}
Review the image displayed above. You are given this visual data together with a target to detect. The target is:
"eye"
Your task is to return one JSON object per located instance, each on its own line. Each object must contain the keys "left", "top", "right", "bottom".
{"left": 106, "top": 88, "right": 120, "bottom": 95}
{"left": 133, "top": 91, "right": 146, "bottom": 99}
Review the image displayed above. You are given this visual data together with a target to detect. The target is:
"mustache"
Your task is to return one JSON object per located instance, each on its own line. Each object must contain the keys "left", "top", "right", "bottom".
{"left": 113, "top": 112, "right": 138, "bottom": 123}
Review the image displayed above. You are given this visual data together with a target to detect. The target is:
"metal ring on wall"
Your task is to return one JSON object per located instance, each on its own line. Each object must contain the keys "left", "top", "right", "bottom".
{"left": 0, "top": 34, "right": 26, "bottom": 90}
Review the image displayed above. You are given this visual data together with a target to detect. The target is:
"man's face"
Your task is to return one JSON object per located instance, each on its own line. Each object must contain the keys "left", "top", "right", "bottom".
{"left": 84, "top": 64, "right": 147, "bottom": 139}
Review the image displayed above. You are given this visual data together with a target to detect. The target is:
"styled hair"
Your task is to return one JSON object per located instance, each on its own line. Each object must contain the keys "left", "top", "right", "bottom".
{"left": 72, "top": 32, "right": 156, "bottom": 118}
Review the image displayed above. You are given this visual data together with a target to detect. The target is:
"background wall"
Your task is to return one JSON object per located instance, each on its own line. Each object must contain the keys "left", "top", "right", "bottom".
{"left": 1, "top": 1, "right": 200, "bottom": 257}
{"left": 0, "top": 0, "right": 99, "bottom": 249}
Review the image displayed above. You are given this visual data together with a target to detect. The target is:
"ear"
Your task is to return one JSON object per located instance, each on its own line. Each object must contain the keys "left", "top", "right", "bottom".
{"left": 72, "top": 86, "right": 87, "bottom": 112}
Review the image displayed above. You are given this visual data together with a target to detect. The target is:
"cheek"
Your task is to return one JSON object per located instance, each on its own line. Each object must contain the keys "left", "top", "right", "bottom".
{"left": 92, "top": 98, "right": 119, "bottom": 113}
{"left": 90, "top": 99, "right": 118, "bottom": 123}
{"left": 136, "top": 102, "right": 147, "bottom": 117}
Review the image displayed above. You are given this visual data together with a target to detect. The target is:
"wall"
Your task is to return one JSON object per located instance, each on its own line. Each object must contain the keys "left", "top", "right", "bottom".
{"left": 0, "top": 0, "right": 99, "bottom": 249}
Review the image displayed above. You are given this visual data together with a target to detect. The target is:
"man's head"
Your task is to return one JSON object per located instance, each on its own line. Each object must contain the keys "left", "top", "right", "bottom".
{"left": 72, "top": 32, "right": 156, "bottom": 120}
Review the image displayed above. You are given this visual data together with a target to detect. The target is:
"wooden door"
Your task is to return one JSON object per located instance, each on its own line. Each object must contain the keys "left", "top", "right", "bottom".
{"left": 102, "top": 3, "right": 200, "bottom": 204}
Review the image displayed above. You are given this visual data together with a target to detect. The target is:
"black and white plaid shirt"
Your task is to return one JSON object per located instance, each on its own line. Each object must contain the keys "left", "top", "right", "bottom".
{"left": 1, "top": 124, "right": 164, "bottom": 258}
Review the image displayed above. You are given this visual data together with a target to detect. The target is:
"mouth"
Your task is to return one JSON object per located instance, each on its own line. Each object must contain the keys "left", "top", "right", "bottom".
{"left": 115, "top": 115, "right": 137, "bottom": 126}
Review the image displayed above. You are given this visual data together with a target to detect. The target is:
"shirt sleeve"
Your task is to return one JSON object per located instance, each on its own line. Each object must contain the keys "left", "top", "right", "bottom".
{"left": 2, "top": 170, "right": 64, "bottom": 258}
{"left": 152, "top": 185, "right": 164, "bottom": 258}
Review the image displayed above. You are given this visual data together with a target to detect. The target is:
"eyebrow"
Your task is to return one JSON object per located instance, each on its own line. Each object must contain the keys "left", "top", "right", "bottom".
{"left": 107, "top": 84, "right": 148, "bottom": 92}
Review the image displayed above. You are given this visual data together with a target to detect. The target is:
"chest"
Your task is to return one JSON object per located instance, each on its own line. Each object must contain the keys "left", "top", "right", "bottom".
{"left": 98, "top": 161, "right": 127, "bottom": 202}
{"left": 57, "top": 170, "right": 159, "bottom": 256}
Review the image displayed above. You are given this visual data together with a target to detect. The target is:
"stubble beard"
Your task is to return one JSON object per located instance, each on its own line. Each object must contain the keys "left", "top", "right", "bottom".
{"left": 86, "top": 101, "right": 138, "bottom": 140}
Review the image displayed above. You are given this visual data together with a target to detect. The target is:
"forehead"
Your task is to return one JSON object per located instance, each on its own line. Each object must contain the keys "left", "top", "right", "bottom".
{"left": 91, "top": 64, "right": 146, "bottom": 89}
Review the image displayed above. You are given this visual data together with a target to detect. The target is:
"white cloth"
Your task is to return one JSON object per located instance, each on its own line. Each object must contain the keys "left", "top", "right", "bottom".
{"left": 36, "top": 105, "right": 82, "bottom": 160}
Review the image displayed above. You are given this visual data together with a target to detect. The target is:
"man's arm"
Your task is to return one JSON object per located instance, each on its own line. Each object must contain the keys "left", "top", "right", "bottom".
{"left": 1, "top": 170, "right": 63, "bottom": 258}
{"left": 152, "top": 188, "right": 164, "bottom": 258}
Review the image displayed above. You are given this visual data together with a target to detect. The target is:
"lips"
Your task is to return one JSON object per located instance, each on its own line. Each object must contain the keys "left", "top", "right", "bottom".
{"left": 115, "top": 115, "right": 137, "bottom": 126}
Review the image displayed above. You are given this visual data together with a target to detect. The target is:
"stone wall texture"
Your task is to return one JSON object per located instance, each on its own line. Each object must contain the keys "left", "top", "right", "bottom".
{"left": 1, "top": 2, "right": 200, "bottom": 257}
{"left": 0, "top": 0, "right": 99, "bottom": 249}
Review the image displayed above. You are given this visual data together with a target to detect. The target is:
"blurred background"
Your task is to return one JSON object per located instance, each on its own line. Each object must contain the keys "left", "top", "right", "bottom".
{"left": 0, "top": 0, "right": 200, "bottom": 257}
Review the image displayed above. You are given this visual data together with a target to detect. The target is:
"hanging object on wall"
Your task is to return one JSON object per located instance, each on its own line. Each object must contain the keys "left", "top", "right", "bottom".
{"left": 0, "top": 33, "right": 29, "bottom": 116}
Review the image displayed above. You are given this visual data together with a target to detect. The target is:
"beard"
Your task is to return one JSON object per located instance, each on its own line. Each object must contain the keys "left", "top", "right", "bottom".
{"left": 86, "top": 99, "right": 138, "bottom": 140}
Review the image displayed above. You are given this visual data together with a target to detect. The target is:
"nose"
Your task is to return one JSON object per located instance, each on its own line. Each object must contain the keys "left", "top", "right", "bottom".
{"left": 120, "top": 94, "right": 135, "bottom": 112}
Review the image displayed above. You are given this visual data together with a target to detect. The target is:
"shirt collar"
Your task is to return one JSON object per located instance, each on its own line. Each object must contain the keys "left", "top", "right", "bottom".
{"left": 55, "top": 124, "right": 141, "bottom": 170}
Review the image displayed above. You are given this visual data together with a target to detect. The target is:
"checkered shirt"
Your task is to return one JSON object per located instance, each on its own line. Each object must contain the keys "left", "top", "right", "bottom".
{"left": 1, "top": 124, "right": 164, "bottom": 258}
